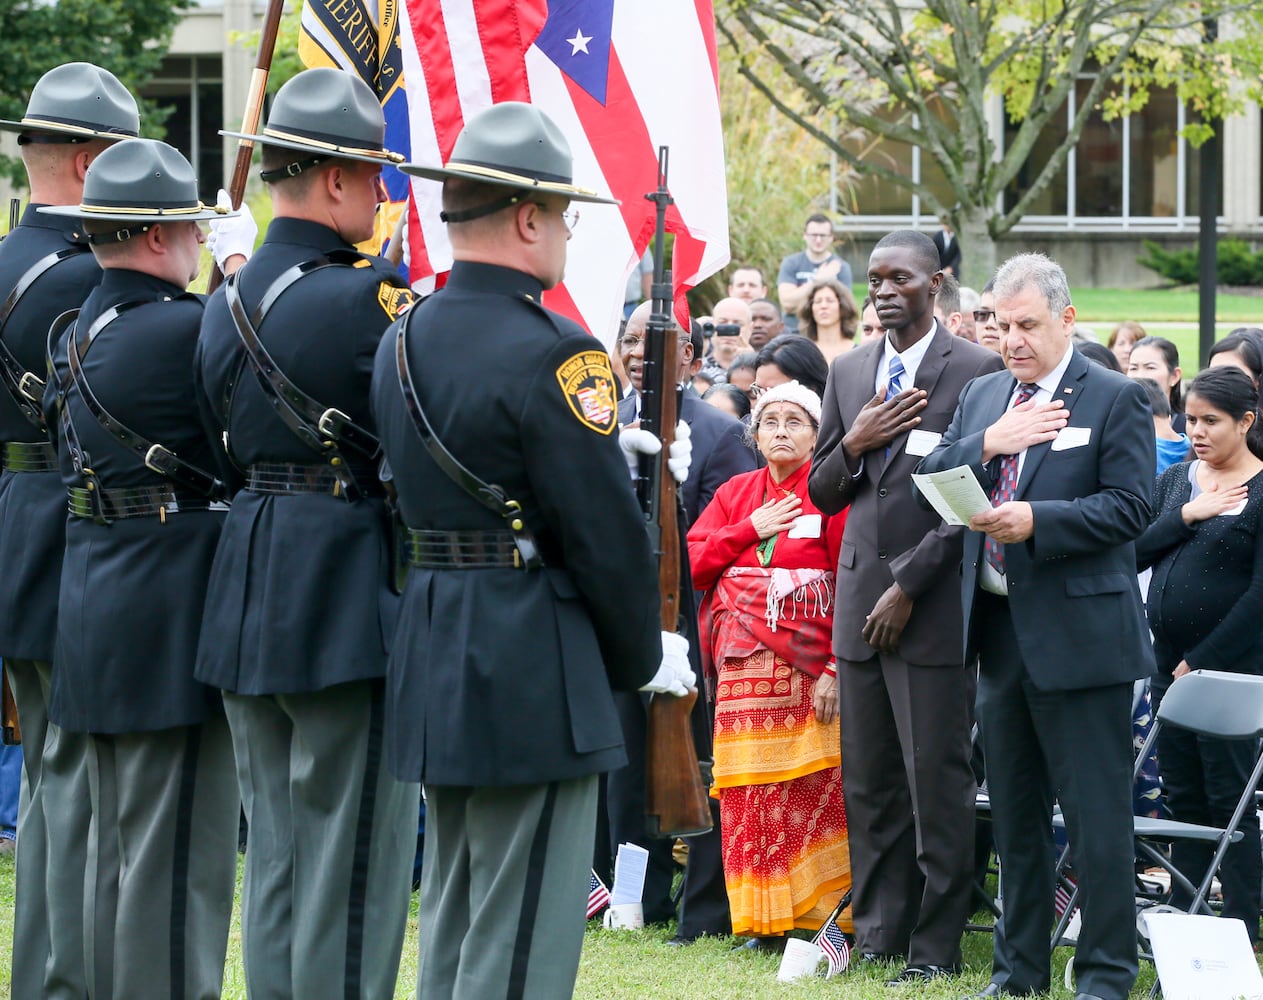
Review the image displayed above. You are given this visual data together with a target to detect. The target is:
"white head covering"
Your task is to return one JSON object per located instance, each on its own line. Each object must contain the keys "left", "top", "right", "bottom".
{"left": 751, "top": 379, "right": 822, "bottom": 427}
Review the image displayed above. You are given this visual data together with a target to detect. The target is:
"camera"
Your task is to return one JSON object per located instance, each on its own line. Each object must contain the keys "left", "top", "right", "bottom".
{"left": 714, "top": 323, "right": 741, "bottom": 337}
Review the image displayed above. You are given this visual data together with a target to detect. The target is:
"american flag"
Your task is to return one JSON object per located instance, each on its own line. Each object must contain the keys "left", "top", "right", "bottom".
{"left": 814, "top": 921, "right": 851, "bottom": 978}
{"left": 587, "top": 870, "right": 610, "bottom": 919}
{"left": 396, "top": 0, "right": 730, "bottom": 344}
{"left": 1054, "top": 874, "right": 1078, "bottom": 920}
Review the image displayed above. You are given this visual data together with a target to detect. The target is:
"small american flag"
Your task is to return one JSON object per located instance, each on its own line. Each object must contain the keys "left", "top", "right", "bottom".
{"left": 1054, "top": 875, "right": 1078, "bottom": 921}
{"left": 587, "top": 870, "right": 610, "bottom": 920}
{"left": 815, "top": 921, "right": 851, "bottom": 977}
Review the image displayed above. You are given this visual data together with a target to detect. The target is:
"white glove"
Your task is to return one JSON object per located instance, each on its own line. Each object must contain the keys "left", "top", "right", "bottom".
{"left": 618, "top": 420, "right": 691, "bottom": 485}
{"left": 640, "top": 631, "right": 695, "bottom": 697}
{"left": 206, "top": 188, "right": 258, "bottom": 269}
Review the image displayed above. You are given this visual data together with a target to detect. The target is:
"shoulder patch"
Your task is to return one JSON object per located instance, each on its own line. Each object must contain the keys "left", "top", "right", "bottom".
{"left": 555, "top": 350, "right": 618, "bottom": 435}
{"left": 377, "top": 282, "right": 414, "bottom": 319}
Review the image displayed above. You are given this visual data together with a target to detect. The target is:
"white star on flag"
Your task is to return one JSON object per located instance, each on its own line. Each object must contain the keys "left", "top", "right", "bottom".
{"left": 567, "top": 29, "right": 591, "bottom": 55}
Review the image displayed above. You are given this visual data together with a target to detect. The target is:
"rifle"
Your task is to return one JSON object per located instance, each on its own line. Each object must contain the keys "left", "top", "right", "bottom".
{"left": 638, "top": 147, "right": 713, "bottom": 839}
{"left": 207, "top": 0, "right": 286, "bottom": 295}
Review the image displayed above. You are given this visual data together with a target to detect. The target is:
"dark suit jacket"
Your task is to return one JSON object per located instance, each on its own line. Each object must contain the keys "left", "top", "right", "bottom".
{"left": 932, "top": 229, "right": 962, "bottom": 276}
{"left": 917, "top": 348, "right": 1157, "bottom": 690}
{"left": 809, "top": 323, "right": 1005, "bottom": 665}
{"left": 618, "top": 388, "right": 756, "bottom": 525}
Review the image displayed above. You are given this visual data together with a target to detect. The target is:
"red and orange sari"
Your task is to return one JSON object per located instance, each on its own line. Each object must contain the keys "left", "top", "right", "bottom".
{"left": 688, "top": 462, "right": 851, "bottom": 937}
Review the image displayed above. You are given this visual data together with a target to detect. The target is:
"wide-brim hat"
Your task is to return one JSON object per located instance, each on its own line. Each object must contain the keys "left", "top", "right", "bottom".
{"left": 39, "top": 138, "right": 232, "bottom": 226}
{"left": 400, "top": 102, "right": 616, "bottom": 205}
{"left": 0, "top": 62, "right": 139, "bottom": 141}
{"left": 221, "top": 67, "right": 402, "bottom": 168}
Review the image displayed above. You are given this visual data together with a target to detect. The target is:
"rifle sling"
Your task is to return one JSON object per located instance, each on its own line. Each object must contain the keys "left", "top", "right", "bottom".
{"left": 0, "top": 247, "right": 87, "bottom": 433}
{"left": 58, "top": 301, "right": 227, "bottom": 515}
{"left": 394, "top": 303, "right": 541, "bottom": 570}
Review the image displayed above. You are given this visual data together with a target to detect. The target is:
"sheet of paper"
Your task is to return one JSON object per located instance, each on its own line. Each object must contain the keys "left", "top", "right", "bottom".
{"left": 610, "top": 843, "right": 650, "bottom": 906}
{"left": 1143, "top": 912, "right": 1263, "bottom": 999}
{"left": 911, "top": 466, "right": 992, "bottom": 527}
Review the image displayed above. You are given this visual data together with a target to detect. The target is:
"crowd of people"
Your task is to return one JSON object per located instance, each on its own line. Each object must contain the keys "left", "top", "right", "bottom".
{"left": 0, "top": 59, "right": 1261, "bottom": 1000}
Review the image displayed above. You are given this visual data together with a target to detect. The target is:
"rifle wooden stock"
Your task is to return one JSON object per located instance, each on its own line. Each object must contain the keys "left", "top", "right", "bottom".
{"left": 639, "top": 146, "right": 713, "bottom": 838}
{"left": 2, "top": 669, "right": 19, "bottom": 745}
{"left": 207, "top": 0, "right": 286, "bottom": 295}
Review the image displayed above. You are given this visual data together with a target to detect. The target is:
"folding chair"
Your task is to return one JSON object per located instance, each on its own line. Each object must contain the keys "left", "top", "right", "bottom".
{"left": 1051, "top": 670, "right": 1263, "bottom": 987}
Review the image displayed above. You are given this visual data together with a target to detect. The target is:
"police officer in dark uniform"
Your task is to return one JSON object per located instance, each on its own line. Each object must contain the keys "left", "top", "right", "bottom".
{"left": 372, "top": 102, "right": 695, "bottom": 1000}
{"left": 195, "top": 67, "right": 419, "bottom": 999}
{"left": 0, "top": 61, "right": 138, "bottom": 999}
{"left": 39, "top": 138, "right": 242, "bottom": 1000}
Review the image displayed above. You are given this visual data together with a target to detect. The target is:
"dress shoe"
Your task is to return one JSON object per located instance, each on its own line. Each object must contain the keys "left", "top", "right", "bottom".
{"left": 887, "top": 962, "right": 962, "bottom": 986}
{"left": 961, "top": 985, "right": 1039, "bottom": 999}
{"left": 859, "top": 951, "right": 904, "bottom": 964}
{"left": 732, "top": 936, "right": 787, "bottom": 953}
{"left": 1074, "top": 994, "right": 1111, "bottom": 1000}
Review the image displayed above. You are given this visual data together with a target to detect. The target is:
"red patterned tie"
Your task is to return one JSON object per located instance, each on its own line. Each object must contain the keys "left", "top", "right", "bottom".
{"left": 984, "top": 383, "right": 1038, "bottom": 576}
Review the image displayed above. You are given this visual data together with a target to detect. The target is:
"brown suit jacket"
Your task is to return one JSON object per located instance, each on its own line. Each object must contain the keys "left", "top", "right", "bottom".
{"left": 809, "top": 322, "right": 1005, "bottom": 666}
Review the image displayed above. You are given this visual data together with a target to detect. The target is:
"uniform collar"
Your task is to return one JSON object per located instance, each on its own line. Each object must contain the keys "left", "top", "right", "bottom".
{"left": 263, "top": 216, "right": 354, "bottom": 251}
{"left": 445, "top": 260, "right": 544, "bottom": 302}
{"left": 97, "top": 267, "right": 187, "bottom": 302}
{"left": 18, "top": 202, "right": 90, "bottom": 245}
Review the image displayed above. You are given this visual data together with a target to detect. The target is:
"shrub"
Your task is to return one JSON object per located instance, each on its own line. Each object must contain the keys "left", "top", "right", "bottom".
{"left": 1139, "top": 238, "right": 1263, "bottom": 286}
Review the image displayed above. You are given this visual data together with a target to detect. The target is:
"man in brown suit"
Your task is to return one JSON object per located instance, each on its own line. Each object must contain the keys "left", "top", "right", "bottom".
{"left": 808, "top": 230, "right": 1004, "bottom": 984}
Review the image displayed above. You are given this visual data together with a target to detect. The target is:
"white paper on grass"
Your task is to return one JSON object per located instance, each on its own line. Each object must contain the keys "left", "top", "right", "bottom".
{"left": 610, "top": 843, "right": 649, "bottom": 906}
{"left": 1142, "top": 912, "right": 1263, "bottom": 1000}
{"left": 911, "top": 465, "right": 992, "bottom": 527}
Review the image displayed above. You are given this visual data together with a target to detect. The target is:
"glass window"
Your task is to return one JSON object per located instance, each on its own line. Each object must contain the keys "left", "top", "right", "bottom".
{"left": 841, "top": 104, "right": 914, "bottom": 215}
{"left": 1075, "top": 79, "right": 1123, "bottom": 217}
{"left": 1130, "top": 87, "right": 1181, "bottom": 217}
{"left": 1003, "top": 100, "right": 1068, "bottom": 215}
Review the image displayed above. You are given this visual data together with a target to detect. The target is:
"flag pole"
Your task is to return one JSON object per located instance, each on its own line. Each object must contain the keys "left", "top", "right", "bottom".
{"left": 207, "top": 0, "right": 287, "bottom": 294}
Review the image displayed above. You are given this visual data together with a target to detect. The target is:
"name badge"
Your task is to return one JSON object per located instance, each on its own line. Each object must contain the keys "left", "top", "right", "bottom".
{"left": 905, "top": 429, "right": 942, "bottom": 457}
{"left": 788, "top": 513, "right": 822, "bottom": 539}
{"left": 1219, "top": 500, "right": 1247, "bottom": 517}
{"left": 1050, "top": 426, "right": 1091, "bottom": 451}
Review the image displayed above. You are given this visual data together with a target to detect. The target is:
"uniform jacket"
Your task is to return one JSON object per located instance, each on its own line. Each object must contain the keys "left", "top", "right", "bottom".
{"left": 43, "top": 269, "right": 229, "bottom": 733}
{"left": 370, "top": 261, "right": 660, "bottom": 787}
{"left": 194, "top": 217, "right": 412, "bottom": 695}
{"left": 618, "top": 387, "right": 756, "bottom": 525}
{"left": 917, "top": 349, "right": 1157, "bottom": 689}
{"left": 0, "top": 206, "right": 102, "bottom": 661}
{"left": 809, "top": 323, "right": 1004, "bottom": 665}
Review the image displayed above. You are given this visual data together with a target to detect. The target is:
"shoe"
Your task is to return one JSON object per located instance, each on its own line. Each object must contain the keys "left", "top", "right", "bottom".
{"left": 1074, "top": 994, "right": 1110, "bottom": 1000}
{"left": 667, "top": 933, "right": 707, "bottom": 946}
{"left": 887, "top": 963, "right": 962, "bottom": 986}
{"left": 962, "top": 985, "right": 1039, "bottom": 999}
{"left": 0, "top": 837, "right": 13, "bottom": 856}
{"left": 859, "top": 951, "right": 904, "bottom": 964}
{"left": 732, "top": 936, "right": 787, "bottom": 953}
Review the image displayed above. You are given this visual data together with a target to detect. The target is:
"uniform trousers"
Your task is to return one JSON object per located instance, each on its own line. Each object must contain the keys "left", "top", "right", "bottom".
{"left": 976, "top": 592, "right": 1137, "bottom": 1000}
{"left": 223, "top": 680, "right": 419, "bottom": 1000}
{"left": 8, "top": 658, "right": 91, "bottom": 1000}
{"left": 838, "top": 651, "right": 975, "bottom": 966}
{"left": 419, "top": 775, "right": 598, "bottom": 1000}
{"left": 84, "top": 714, "right": 237, "bottom": 1000}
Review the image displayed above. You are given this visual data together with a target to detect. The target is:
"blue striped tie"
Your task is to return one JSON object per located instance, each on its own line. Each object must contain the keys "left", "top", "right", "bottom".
{"left": 885, "top": 355, "right": 905, "bottom": 401}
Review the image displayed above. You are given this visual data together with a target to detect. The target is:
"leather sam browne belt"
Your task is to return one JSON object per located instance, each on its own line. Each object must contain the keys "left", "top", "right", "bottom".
{"left": 246, "top": 461, "right": 383, "bottom": 498}
{"left": 405, "top": 528, "right": 544, "bottom": 570}
{"left": 68, "top": 484, "right": 227, "bottom": 522}
{"left": 2, "top": 441, "right": 57, "bottom": 473}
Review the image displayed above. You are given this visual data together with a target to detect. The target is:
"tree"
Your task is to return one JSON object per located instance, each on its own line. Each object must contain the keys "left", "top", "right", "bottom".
{"left": 0, "top": 0, "right": 188, "bottom": 185}
{"left": 717, "top": 0, "right": 1263, "bottom": 283}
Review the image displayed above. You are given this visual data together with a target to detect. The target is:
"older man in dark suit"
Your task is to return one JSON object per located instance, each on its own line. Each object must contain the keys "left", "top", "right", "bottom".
{"left": 809, "top": 230, "right": 1004, "bottom": 984}
{"left": 918, "top": 252, "right": 1155, "bottom": 1000}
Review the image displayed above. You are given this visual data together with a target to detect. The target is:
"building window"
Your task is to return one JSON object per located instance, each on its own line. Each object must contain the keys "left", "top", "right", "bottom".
{"left": 144, "top": 56, "right": 224, "bottom": 203}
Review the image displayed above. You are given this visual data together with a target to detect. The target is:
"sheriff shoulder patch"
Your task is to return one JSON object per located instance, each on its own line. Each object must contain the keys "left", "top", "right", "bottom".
{"left": 377, "top": 283, "right": 414, "bottom": 319}
{"left": 556, "top": 350, "right": 617, "bottom": 435}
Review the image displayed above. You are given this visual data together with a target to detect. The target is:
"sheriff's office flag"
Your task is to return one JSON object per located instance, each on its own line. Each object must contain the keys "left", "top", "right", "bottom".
{"left": 397, "top": 0, "right": 730, "bottom": 344}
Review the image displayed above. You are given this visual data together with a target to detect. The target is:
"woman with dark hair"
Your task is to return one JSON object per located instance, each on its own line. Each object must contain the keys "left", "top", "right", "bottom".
{"left": 796, "top": 278, "right": 859, "bottom": 363}
{"left": 1136, "top": 366, "right": 1263, "bottom": 944}
{"left": 752, "top": 334, "right": 828, "bottom": 399}
{"left": 1208, "top": 328, "right": 1263, "bottom": 386}
{"left": 703, "top": 383, "right": 752, "bottom": 422}
{"left": 1127, "top": 335, "right": 1184, "bottom": 432}
{"left": 1078, "top": 341, "right": 1123, "bottom": 373}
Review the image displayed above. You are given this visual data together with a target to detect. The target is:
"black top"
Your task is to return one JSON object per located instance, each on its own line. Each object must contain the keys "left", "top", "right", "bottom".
{"left": 371, "top": 260, "right": 660, "bottom": 786}
{"left": 194, "top": 216, "right": 413, "bottom": 695}
{"left": 1137, "top": 460, "right": 1263, "bottom": 676}
{"left": 43, "top": 268, "right": 227, "bottom": 733}
{"left": 0, "top": 205, "right": 102, "bottom": 660}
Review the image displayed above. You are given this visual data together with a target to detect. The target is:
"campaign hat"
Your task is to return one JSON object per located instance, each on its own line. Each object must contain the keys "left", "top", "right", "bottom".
{"left": 0, "top": 62, "right": 139, "bottom": 141}
{"left": 400, "top": 101, "right": 616, "bottom": 205}
{"left": 39, "top": 139, "right": 233, "bottom": 233}
{"left": 221, "top": 67, "right": 402, "bottom": 169}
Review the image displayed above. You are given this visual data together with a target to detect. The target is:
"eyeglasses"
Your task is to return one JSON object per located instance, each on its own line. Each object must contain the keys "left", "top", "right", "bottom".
{"left": 618, "top": 333, "right": 691, "bottom": 350}
{"left": 973, "top": 308, "right": 996, "bottom": 323}
{"left": 757, "top": 417, "right": 812, "bottom": 434}
{"left": 534, "top": 202, "right": 579, "bottom": 233}
{"left": 804, "top": 231, "right": 833, "bottom": 240}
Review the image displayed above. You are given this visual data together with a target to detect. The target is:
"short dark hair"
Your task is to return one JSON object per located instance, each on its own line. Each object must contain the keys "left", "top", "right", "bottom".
{"left": 872, "top": 229, "right": 941, "bottom": 278}
{"left": 730, "top": 263, "right": 764, "bottom": 282}
{"left": 703, "top": 383, "right": 752, "bottom": 420}
{"left": 728, "top": 351, "right": 758, "bottom": 377}
{"left": 1078, "top": 341, "right": 1123, "bottom": 373}
{"left": 1133, "top": 377, "right": 1171, "bottom": 417}
{"left": 753, "top": 334, "right": 828, "bottom": 398}
{"left": 751, "top": 297, "right": 781, "bottom": 317}
{"left": 804, "top": 213, "right": 832, "bottom": 230}
{"left": 1208, "top": 329, "right": 1263, "bottom": 385}
{"left": 937, "top": 272, "right": 960, "bottom": 316}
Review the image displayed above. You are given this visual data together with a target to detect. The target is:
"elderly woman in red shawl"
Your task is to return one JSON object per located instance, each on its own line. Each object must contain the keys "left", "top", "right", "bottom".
{"left": 688, "top": 380, "right": 850, "bottom": 948}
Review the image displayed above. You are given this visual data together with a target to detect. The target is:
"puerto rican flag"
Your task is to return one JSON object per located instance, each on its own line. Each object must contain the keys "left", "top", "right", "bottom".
{"left": 397, "top": 0, "right": 729, "bottom": 346}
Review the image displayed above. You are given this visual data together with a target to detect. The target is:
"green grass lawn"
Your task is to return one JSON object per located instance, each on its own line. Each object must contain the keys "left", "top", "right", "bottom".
{"left": 0, "top": 850, "right": 1174, "bottom": 999}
